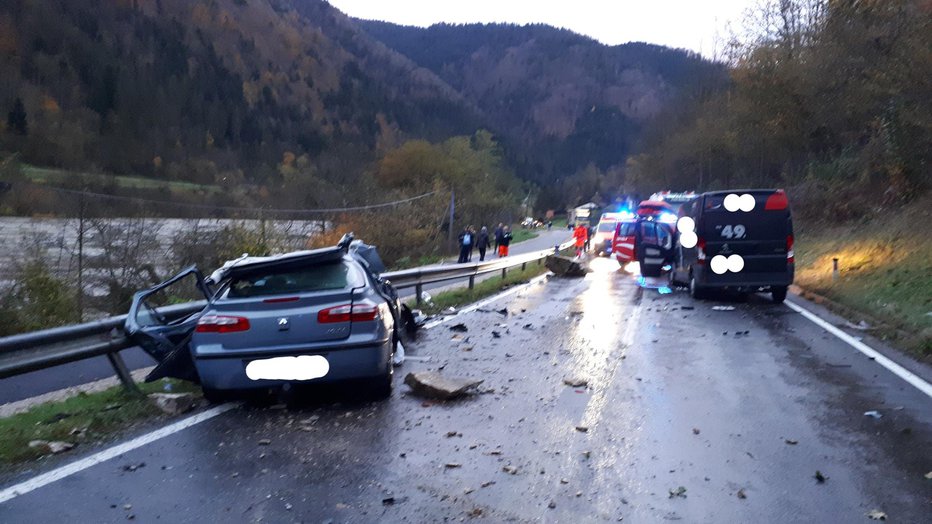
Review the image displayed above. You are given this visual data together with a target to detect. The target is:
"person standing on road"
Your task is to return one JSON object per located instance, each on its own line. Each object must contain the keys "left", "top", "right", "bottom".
{"left": 498, "top": 226, "right": 513, "bottom": 257}
{"left": 458, "top": 226, "right": 473, "bottom": 263}
{"left": 477, "top": 226, "right": 492, "bottom": 261}
{"left": 494, "top": 223, "right": 504, "bottom": 256}
{"left": 573, "top": 222, "right": 588, "bottom": 258}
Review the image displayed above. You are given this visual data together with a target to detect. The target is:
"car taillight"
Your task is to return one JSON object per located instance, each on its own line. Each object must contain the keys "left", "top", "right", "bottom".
{"left": 318, "top": 303, "right": 380, "bottom": 323}
{"left": 697, "top": 237, "right": 706, "bottom": 264}
{"left": 765, "top": 190, "right": 789, "bottom": 210}
{"left": 787, "top": 234, "right": 794, "bottom": 263}
{"left": 195, "top": 315, "right": 250, "bottom": 333}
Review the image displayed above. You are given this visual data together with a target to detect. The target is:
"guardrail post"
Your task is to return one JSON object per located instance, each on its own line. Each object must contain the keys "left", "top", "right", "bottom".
{"left": 501, "top": 268, "right": 507, "bottom": 280}
{"left": 521, "top": 262, "right": 526, "bottom": 271}
{"left": 106, "top": 352, "right": 142, "bottom": 395}
{"left": 415, "top": 283, "right": 423, "bottom": 305}
{"left": 468, "top": 275, "right": 475, "bottom": 289}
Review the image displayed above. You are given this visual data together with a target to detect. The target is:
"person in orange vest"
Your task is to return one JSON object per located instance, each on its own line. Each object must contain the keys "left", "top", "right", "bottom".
{"left": 573, "top": 222, "right": 588, "bottom": 258}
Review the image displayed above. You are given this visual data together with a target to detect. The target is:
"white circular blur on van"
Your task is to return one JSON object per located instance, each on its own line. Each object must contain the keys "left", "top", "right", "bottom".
{"left": 677, "top": 216, "right": 695, "bottom": 233}
{"left": 727, "top": 254, "right": 745, "bottom": 273}
{"left": 680, "top": 231, "right": 698, "bottom": 248}
{"left": 245, "top": 355, "right": 330, "bottom": 381}
{"left": 738, "top": 194, "right": 756, "bottom": 212}
{"left": 710, "top": 255, "right": 729, "bottom": 274}
{"left": 723, "top": 193, "right": 741, "bottom": 212}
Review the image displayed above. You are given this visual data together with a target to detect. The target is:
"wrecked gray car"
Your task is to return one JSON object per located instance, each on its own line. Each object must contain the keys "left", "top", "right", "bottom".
{"left": 125, "top": 234, "right": 404, "bottom": 401}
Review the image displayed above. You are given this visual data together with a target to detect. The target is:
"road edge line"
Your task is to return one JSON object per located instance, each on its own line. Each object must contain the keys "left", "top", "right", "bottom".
{"left": 422, "top": 273, "right": 551, "bottom": 329}
{"left": 785, "top": 300, "right": 932, "bottom": 399}
{"left": 0, "top": 403, "right": 237, "bottom": 504}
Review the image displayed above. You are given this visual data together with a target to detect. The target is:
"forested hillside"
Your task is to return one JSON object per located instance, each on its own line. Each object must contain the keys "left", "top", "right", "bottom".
{"left": 0, "top": 0, "right": 479, "bottom": 207}
{"left": 626, "top": 0, "right": 930, "bottom": 219}
{"left": 359, "top": 21, "right": 726, "bottom": 205}
{"left": 0, "top": 0, "right": 718, "bottom": 212}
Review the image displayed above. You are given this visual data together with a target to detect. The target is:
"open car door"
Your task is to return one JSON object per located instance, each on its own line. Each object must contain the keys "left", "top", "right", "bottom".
{"left": 613, "top": 220, "right": 637, "bottom": 264}
{"left": 124, "top": 266, "right": 211, "bottom": 383}
{"left": 636, "top": 221, "right": 675, "bottom": 277}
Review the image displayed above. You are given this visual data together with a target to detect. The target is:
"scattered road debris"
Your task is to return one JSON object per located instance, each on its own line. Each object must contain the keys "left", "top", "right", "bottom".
{"left": 712, "top": 306, "right": 736, "bottom": 311}
{"left": 148, "top": 393, "right": 197, "bottom": 415}
{"left": 692, "top": 428, "right": 700, "bottom": 435}
{"left": 925, "top": 471, "right": 932, "bottom": 480}
{"left": 668, "top": 486, "right": 687, "bottom": 498}
{"left": 575, "top": 426, "right": 589, "bottom": 433}
{"left": 785, "top": 439, "right": 799, "bottom": 445}
{"left": 258, "top": 439, "right": 271, "bottom": 446}
{"left": 444, "top": 463, "right": 462, "bottom": 468}
{"left": 28, "top": 440, "right": 75, "bottom": 454}
{"left": 737, "top": 489, "right": 747, "bottom": 499}
{"left": 403, "top": 372, "right": 483, "bottom": 400}
{"left": 122, "top": 462, "right": 146, "bottom": 472}
{"left": 563, "top": 377, "right": 588, "bottom": 387}
{"left": 492, "top": 331, "right": 501, "bottom": 339}
{"left": 867, "top": 510, "right": 887, "bottom": 520}
{"left": 814, "top": 470, "right": 828, "bottom": 483}
{"left": 449, "top": 323, "right": 468, "bottom": 332}
{"left": 502, "top": 465, "right": 518, "bottom": 475}
{"left": 545, "top": 255, "right": 589, "bottom": 277}
{"left": 864, "top": 411, "right": 882, "bottom": 419}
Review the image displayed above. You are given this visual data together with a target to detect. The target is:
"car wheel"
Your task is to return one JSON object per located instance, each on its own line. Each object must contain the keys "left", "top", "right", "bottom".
{"left": 771, "top": 286, "right": 788, "bottom": 304}
{"left": 641, "top": 264, "right": 662, "bottom": 277}
{"left": 689, "top": 273, "right": 706, "bottom": 300}
{"left": 668, "top": 267, "right": 680, "bottom": 287}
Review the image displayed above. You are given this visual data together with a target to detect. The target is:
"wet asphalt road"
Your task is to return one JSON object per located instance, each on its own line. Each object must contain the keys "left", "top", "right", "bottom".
{"left": 1, "top": 256, "right": 930, "bottom": 522}
{"left": 0, "top": 230, "right": 571, "bottom": 405}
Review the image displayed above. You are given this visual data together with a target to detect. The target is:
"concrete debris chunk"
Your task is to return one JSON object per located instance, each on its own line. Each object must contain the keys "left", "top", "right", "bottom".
{"left": 148, "top": 393, "right": 197, "bottom": 415}
{"left": 867, "top": 510, "right": 887, "bottom": 520}
{"left": 404, "top": 372, "right": 483, "bottom": 400}
{"left": 563, "top": 377, "right": 588, "bottom": 387}
{"left": 545, "top": 255, "right": 589, "bottom": 277}
{"left": 28, "top": 440, "right": 75, "bottom": 454}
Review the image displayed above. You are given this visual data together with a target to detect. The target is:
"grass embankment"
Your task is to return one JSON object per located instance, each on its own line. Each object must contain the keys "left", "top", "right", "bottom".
{"left": 22, "top": 164, "right": 223, "bottom": 194}
{"left": 0, "top": 379, "right": 200, "bottom": 465}
{"left": 410, "top": 260, "right": 551, "bottom": 316}
{"left": 794, "top": 194, "right": 932, "bottom": 358}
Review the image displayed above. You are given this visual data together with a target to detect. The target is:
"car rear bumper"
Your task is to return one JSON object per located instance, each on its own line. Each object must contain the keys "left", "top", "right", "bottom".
{"left": 193, "top": 339, "right": 392, "bottom": 391}
{"left": 695, "top": 266, "right": 794, "bottom": 288}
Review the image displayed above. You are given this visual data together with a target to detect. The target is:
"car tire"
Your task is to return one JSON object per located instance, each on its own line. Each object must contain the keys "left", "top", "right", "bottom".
{"left": 771, "top": 286, "right": 788, "bottom": 304}
{"left": 641, "top": 264, "right": 662, "bottom": 277}
{"left": 668, "top": 267, "right": 681, "bottom": 287}
{"left": 689, "top": 273, "right": 707, "bottom": 300}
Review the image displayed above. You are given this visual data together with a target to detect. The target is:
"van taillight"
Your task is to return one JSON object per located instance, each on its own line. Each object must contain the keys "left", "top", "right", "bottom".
{"left": 787, "top": 234, "right": 795, "bottom": 263}
{"left": 765, "top": 190, "right": 789, "bottom": 210}
{"left": 195, "top": 315, "right": 250, "bottom": 333}
{"left": 697, "top": 237, "right": 707, "bottom": 264}
{"left": 318, "top": 303, "right": 380, "bottom": 323}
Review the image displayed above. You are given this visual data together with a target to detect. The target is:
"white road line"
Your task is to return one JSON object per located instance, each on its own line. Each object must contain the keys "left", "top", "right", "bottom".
{"left": 785, "top": 300, "right": 932, "bottom": 399}
{"left": 422, "top": 273, "right": 551, "bottom": 329}
{"left": 0, "top": 403, "right": 236, "bottom": 504}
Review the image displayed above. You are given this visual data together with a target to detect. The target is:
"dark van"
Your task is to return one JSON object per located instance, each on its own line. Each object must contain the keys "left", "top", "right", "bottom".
{"left": 669, "top": 189, "right": 794, "bottom": 303}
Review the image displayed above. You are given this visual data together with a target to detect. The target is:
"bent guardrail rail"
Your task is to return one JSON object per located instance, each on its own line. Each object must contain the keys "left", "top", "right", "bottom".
{"left": 0, "top": 240, "right": 573, "bottom": 392}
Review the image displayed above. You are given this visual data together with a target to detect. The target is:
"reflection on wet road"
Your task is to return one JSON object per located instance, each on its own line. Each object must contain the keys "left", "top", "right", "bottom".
{"left": 1, "top": 258, "right": 930, "bottom": 522}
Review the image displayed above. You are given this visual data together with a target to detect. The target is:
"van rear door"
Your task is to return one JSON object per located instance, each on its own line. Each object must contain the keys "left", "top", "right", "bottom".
{"left": 699, "top": 190, "right": 793, "bottom": 282}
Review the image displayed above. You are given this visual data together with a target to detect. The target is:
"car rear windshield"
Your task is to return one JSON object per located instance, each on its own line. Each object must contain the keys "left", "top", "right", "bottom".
{"left": 597, "top": 221, "right": 616, "bottom": 232}
{"left": 226, "top": 261, "right": 362, "bottom": 298}
{"left": 700, "top": 193, "right": 791, "bottom": 240}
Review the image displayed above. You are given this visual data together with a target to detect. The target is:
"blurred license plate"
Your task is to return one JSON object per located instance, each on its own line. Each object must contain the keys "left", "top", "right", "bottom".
{"left": 245, "top": 355, "right": 329, "bottom": 381}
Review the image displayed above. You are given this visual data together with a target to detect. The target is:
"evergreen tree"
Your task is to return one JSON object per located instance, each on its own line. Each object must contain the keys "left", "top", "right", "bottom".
{"left": 6, "top": 98, "right": 27, "bottom": 136}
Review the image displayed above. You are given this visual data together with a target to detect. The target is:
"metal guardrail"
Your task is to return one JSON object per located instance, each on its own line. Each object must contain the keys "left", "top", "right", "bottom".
{"left": 0, "top": 240, "right": 573, "bottom": 391}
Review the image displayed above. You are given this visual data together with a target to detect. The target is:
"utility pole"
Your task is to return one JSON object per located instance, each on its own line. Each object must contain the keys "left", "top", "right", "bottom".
{"left": 447, "top": 189, "right": 455, "bottom": 251}
{"left": 76, "top": 190, "right": 85, "bottom": 322}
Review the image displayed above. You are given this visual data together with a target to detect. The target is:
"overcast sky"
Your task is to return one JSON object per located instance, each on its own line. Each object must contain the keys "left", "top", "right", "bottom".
{"left": 326, "top": 0, "right": 753, "bottom": 57}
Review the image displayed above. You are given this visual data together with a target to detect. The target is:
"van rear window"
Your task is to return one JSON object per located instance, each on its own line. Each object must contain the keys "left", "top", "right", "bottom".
{"left": 700, "top": 193, "right": 791, "bottom": 241}
{"left": 227, "top": 262, "right": 362, "bottom": 298}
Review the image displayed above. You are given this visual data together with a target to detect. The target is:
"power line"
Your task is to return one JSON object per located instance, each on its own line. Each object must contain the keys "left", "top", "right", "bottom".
{"left": 36, "top": 185, "right": 439, "bottom": 214}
